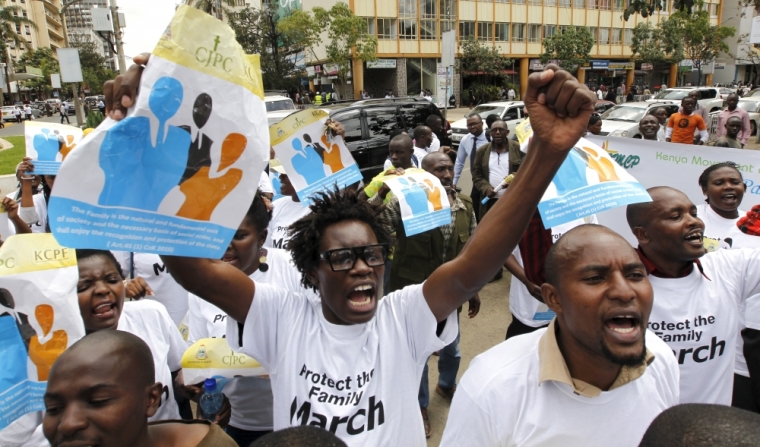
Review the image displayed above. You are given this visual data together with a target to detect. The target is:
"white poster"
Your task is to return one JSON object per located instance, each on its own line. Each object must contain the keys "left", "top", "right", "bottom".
{"left": 25, "top": 121, "right": 83, "bottom": 175}
{"left": 384, "top": 171, "right": 451, "bottom": 236}
{"left": 588, "top": 136, "right": 760, "bottom": 244}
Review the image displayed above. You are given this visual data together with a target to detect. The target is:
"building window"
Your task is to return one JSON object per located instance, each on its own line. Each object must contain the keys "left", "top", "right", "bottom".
{"left": 560, "top": 0, "right": 571, "bottom": 6}
{"left": 710, "top": 3, "right": 718, "bottom": 16}
{"left": 22, "top": 11, "right": 27, "bottom": 17}
{"left": 496, "top": 0, "right": 509, "bottom": 4}
{"left": 624, "top": 28, "right": 633, "bottom": 44}
{"left": 528, "top": 0, "right": 541, "bottom": 4}
{"left": 365, "top": 18, "right": 376, "bottom": 36}
{"left": 495, "top": 23, "right": 510, "bottom": 41}
{"left": 478, "top": 22, "right": 493, "bottom": 40}
{"left": 611, "top": 28, "right": 622, "bottom": 44}
{"left": 599, "top": 0, "right": 610, "bottom": 8}
{"left": 575, "top": 0, "right": 585, "bottom": 7}
{"left": 399, "top": 0, "right": 417, "bottom": 17}
{"left": 399, "top": 19, "right": 417, "bottom": 39}
{"left": 460, "top": 21, "right": 475, "bottom": 39}
{"left": 421, "top": 20, "right": 437, "bottom": 39}
{"left": 544, "top": 24, "right": 557, "bottom": 38}
{"left": 514, "top": 0, "right": 526, "bottom": 5}
{"left": 613, "top": 0, "right": 624, "bottom": 9}
{"left": 440, "top": 20, "right": 455, "bottom": 37}
{"left": 589, "top": 27, "right": 598, "bottom": 42}
{"left": 512, "top": 23, "right": 525, "bottom": 41}
{"left": 378, "top": 18, "right": 397, "bottom": 39}
{"left": 421, "top": 0, "right": 437, "bottom": 18}
{"left": 440, "top": 0, "right": 456, "bottom": 18}
{"left": 528, "top": 24, "right": 541, "bottom": 42}
{"left": 599, "top": 27, "right": 610, "bottom": 44}
{"left": 25, "top": 25, "right": 30, "bottom": 35}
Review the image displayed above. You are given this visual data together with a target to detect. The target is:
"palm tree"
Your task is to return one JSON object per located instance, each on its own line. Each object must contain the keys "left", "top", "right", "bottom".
{"left": 0, "top": 0, "right": 38, "bottom": 103}
{"left": 192, "top": 0, "right": 238, "bottom": 20}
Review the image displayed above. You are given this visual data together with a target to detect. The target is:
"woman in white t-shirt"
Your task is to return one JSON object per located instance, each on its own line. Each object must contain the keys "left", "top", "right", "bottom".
{"left": 187, "top": 192, "right": 306, "bottom": 446}
{"left": 75, "top": 249, "right": 186, "bottom": 422}
{"left": 696, "top": 162, "right": 747, "bottom": 252}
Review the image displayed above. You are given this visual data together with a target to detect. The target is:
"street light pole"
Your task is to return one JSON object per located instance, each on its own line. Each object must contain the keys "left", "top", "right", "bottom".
{"left": 58, "top": 0, "right": 85, "bottom": 126}
{"left": 110, "top": 0, "right": 126, "bottom": 74}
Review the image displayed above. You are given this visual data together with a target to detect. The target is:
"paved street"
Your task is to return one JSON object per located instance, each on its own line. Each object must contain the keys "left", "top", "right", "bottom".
{"left": 0, "top": 115, "right": 81, "bottom": 138}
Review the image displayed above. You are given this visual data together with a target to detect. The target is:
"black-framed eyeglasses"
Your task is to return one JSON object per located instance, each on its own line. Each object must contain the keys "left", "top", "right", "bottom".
{"left": 318, "top": 244, "right": 389, "bottom": 272}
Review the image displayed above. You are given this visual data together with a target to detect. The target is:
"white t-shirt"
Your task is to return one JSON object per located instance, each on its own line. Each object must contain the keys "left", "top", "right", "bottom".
{"left": 118, "top": 300, "right": 186, "bottom": 421}
{"left": 226, "top": 283, "right": 458, "bottom": 446}
{"left": 509, "top": 217, "right": 596, "bottom": 327}
{"left": 508, "top": 89, "right": 516, "bottom": 100}
{"left": 112, "top": 252, "right": 189, "bottom": 326}
{"left": 187, "top": 248, "right": 302, "bottom": 431}
{"left": 428, "top": 133, "right": 440, "bottom": 153}
{"left": 0, "top": 412, "right": 47, "bottom": 447}
{"left": 648, "top": 248, "right": 760, "bottom": 404}
{"left": 16, "top": 194, "right": 47, "bottom": 234}
{"left": 696, "top": 203, "right": 750, "bottom": 377}
{"left": 440, "top": 329, "right": 679, "bottom": 447}
{"left": 264, "top": 197, "right": 311, "bottom": 249}
{"left": 488, "top": 151, "right": 510, "bottom": 198}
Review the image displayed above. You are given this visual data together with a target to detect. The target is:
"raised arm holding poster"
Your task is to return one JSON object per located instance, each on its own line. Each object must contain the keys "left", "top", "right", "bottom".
{"left": 0, "top": 234, "right": 85, "bottom": 430}
{"left": 515, "top": 120, "right": 651, "bottom": 228}
{"left": 384, "top": 171, "right": 451, "bottom": 236}
{"left": 48, "top": 5, "right": 269, "bottom": 258}
{"left": 24, "top": 122, "right": 83, "bottom": 175}
{"left": 269, "top": 109, "right": 362, "bottom": 204}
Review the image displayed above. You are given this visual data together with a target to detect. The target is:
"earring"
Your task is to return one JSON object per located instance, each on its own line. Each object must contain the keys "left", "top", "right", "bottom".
{"left": 258, "top": 248, "right": 269, "bottom": 272}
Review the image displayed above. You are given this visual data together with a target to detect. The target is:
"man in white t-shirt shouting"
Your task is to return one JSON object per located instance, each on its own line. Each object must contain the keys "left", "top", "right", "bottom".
{"left": 626, "top": 187, "right": 760, "bottom": 405}
{"left": 441, "top": 225, "right": 680, "bottom": 446}
{"left": 105, "top": 59, "right": 597, "bottom": 446}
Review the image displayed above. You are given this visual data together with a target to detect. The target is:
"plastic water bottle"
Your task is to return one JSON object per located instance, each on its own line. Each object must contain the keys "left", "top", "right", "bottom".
{"left": 199, "top": 378, "right": 224, "bottom": 421}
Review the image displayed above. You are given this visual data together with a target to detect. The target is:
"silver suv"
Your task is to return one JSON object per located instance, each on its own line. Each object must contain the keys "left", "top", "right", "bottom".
{"left": 647, "top": 87, "right": 727, "bottom": 113}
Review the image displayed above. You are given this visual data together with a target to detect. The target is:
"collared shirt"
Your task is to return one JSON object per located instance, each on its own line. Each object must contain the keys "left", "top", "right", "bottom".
{"left": 454, "top": 131, "right": 489, "bottom": 184}
{"left": 636, "top": 246, "right": 710, "bottom": 280}
{"left": 716, "top": 107, "right": 751, "bottom": 146}
{"left": 538, "top": 320, "right": 655, "bottom": 398}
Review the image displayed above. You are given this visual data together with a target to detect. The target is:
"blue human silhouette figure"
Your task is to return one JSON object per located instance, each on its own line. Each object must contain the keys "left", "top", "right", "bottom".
{"left": 98, "top": 76, "right": 191, "bottom": 211}
{"left": 398, "top": 177, "right": 429, "bottom": 216}
{"left": 33, "top": 128, "right": 61, "bottom": 161}
{"left": 552, "top": 148, "right": 590, "bottom": 197}
{"left": 290, "top": 138, "right": 327, "bottom": 184}
{"left": 271, "top": 171, "right": 282, "bottom": 198}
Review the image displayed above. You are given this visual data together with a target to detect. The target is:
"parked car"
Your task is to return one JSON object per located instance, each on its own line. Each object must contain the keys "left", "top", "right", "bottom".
{"left": 647, "top": 87, "right": 726, "bottom": 113}
{"left": 600, "top": 101, "right": 680, "bottom": 138}
{"left": 449, "top": 101, "right": 526, "bottom": 147}
{"left": 326, "top": 99, "right": 445, "bottom": 181}
{"left": 1, "top": 106, "right": 16, "bottom": 122}
{"left": 265, "top": 94, "right": 297, "bottom": 128}
{"left": 594, "top": 100, "right": 617, "bottom": 115}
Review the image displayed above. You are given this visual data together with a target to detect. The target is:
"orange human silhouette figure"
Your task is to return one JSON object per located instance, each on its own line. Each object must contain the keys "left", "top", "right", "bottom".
{"left": 320, "top": 135, "right": 345, "bottom": 174}
{"left": 60, "top": 135, "right": 77, "bottom": 159}
{"left": 27, "top": 304, "right": 68, "bottom": 381}
{"left": 177, "top": 133, "right": 245, "bottom": 221}
{"left": 581, "top": 146, "right": 621, "bottom": 183}
{"left": 422, "top": 179, "right": 443, "bottom": 211}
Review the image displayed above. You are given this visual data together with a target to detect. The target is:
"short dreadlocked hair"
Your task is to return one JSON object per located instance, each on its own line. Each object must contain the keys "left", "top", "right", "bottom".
{"left": 286, "top": 186, "right": 392, "bottom": 292}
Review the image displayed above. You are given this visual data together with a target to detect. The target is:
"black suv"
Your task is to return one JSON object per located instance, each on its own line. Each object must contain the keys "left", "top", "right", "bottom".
{"left": 319, "top": 98, "right": 444, "bottom": 181}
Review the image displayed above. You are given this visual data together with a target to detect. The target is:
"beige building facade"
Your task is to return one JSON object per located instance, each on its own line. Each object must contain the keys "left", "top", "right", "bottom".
{"left": 300, "top": 0, "right": 722, "bottom": 100}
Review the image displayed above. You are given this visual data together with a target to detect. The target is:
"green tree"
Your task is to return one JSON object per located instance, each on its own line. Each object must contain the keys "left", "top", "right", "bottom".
{"left": 736, "top": 33, "right": 760, "bottom": 86}
{"left": 228, "top": 5, "right": 301, "bottom": 91}
{"left": 666, "top": 8, "right": 735, "bottom": 85}
{"left": 457, "top": 35, "right": 513, "bottom": 100}
{"left": 623, "top": 0, "right": 698, "bottom": 21}
{"left": 15, "top": 48, "right": 58, "bottom": 98}
{"left": 630, "top": 22, "right": 683, "bottom": 87}
{"left": 278, "top": 2, "right": 377, "bottom": 98}
{"left": 69, "top": 36, "right": 117, "bottom": 95}
{"left": 539, "top": 26, "right": 593, "bottom": 72}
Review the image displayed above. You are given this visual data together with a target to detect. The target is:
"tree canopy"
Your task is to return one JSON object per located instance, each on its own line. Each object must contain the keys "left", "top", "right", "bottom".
{"left": 539, "top": 26, "right": 594, "bottom": 72}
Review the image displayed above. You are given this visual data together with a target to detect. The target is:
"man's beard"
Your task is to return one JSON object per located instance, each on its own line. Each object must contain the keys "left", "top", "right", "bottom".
{"left": 601, "top": 339, "right": 647, "bottom": 367}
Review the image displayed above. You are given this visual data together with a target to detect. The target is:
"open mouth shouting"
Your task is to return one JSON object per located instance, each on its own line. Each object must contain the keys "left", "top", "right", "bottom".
{"left": 348, "top": 283, "right": 376, "bottom": 312}
{"left": 91, "top": 300, "right": 117, "bottom": 321}
{"left": 604, "top": 310, "right": 643, "bottom": 344}
{"left": 720, "top": 192, "right": 738, "bottom": 207}
{"left": 684, "top": 229, "right": 704, "bottom": 248}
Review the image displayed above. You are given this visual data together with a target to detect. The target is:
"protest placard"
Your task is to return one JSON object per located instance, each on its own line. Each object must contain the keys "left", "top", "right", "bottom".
{"left": 384, "top": 171, "right": 451, "bottom": 236}
{"left": 24, "top": 122, "right": 83, "bottom": 175}
{"left": 182, "top": 338, "right": 266, "bottom": 384}
{"left": 48, "top": 5, "right": 269, "bottom": 258}
{"left": 269, "top": 109, "right": 362, "bottom": 204}
{"left": 515, "top": 120, "right": 651, "bottom": 228}
{"left": 588, "top": 136, "right": 760, "bottom": 244}
{"left": 0, "top": 234, "right": 85, "bottom": 430}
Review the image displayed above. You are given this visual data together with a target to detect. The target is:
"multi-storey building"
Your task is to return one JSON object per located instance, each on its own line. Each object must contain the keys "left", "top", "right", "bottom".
{"left": 299, "top": 0, "right": 722, "bottom": 100}
{"left": 64, "top": 0, "right": 116, "bottom": 71}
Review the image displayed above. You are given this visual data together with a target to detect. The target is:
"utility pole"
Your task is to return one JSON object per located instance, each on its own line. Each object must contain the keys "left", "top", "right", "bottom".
{"left": 110, "top": 0, "right": 127, "bottom": 74}
{"left": 58, "top": 0, "right": 86, "bottom": 126}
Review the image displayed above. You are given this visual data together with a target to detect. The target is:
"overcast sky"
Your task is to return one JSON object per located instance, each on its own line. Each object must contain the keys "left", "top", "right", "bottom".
{"left": 120, "top": 0, "right": 179, "bottom": 68}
